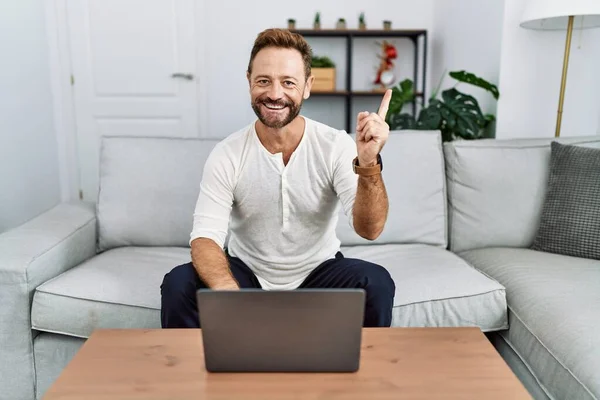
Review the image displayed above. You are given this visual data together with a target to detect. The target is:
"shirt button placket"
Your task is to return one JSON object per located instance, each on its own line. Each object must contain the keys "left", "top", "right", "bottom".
{"left": 282, "top": 171, "right": 289, "bottom": 230}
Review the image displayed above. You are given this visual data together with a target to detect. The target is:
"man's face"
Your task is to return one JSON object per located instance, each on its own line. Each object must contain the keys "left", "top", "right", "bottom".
{"left": 248, "top": 47, "right": 313, "bottom": 129}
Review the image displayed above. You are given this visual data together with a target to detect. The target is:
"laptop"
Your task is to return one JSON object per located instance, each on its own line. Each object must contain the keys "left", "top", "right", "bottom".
{"left": 196, "top": 288, "right": 365, "bottom": 373}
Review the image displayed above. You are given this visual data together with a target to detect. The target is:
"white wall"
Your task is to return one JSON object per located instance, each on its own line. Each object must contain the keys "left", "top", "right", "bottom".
{"left": 0, "top": 1, "right": 61, "bottom": 233}
{"left": 431, "top": 0, "right": 505, "bottom": 117}
{"left": 495, "top": 0, "right": 600, "bottom": 138}
{"left": 201, "top": 0, "right": 435, "bottom": 136}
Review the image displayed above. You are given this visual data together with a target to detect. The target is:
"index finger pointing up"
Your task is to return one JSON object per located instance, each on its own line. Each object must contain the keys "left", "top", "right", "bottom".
{"left": 377, "top": 89, "right": 392, "bottom": 119}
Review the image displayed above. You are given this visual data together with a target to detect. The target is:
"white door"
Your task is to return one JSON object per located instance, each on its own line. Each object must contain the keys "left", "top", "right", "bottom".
{"left": 66, "top": 0, "right": 199, "bottom": 201}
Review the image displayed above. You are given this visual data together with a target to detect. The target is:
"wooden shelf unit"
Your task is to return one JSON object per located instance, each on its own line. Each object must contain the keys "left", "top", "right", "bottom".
{"left": 291, "top": 28, "right": 428, "bottom": 132}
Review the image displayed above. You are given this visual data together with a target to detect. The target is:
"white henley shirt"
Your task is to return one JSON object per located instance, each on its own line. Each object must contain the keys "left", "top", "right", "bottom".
{"left": 189, "top": 116, "right": 359, "bottom": 290}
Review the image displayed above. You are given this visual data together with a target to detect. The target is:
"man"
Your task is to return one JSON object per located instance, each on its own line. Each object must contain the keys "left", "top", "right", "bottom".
{"left": 160, "top": 28, "right": 395, "bottom": 328}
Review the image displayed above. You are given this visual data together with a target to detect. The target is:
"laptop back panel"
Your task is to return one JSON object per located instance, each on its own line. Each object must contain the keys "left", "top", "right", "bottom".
{"left": 197, "top": 289, "right": 365, "bottom": 372}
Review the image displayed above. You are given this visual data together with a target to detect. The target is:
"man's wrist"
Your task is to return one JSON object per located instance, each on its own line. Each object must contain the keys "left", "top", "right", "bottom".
{"left": 357, "top": 158, "right": 378, "bottom": 167}
{"left": 213, "top": 280, "right": 240, "bottom": 290}
{"left": 353, "top": 154, "right": 383, "bottom": 176}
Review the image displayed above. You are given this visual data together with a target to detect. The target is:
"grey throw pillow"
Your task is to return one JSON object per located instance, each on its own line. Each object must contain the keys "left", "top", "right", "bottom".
{"left": 531, "top": 141, "right": 600, "bottom": 260}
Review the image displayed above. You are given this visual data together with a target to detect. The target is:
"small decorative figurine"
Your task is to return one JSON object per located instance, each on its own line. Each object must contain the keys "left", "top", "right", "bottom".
{"left": 374, "top": 40, "right": 398, "bottom": 89}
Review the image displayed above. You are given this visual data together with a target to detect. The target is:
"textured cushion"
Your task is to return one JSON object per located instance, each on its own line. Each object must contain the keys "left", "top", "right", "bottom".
{"left": 97, "top": 136, "right": 220, "bottom": 252}
{"left": 341, "top": 244, "right": 507, "bottom": 331}
{"left": 444, "top": 136, "right": 600, "bottom": 253}
{"left": 336, "top": 131, "right": 447, "bottom": 247}
{"left": 531, "top": 142, "right": 600, "bottom": 260}
{"left": 459, "top": 247, "right": 600, "bottom": 400}
{"left": 32, "top": 247, "right": 190, "bottom": 338}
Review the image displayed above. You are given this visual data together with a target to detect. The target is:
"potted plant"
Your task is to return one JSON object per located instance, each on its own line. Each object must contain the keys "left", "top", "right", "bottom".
{"left": 314, "top": 12, "right": 321, "bottom": 29}
{"left": 383, "top": 20, "right": 392, "bottom": 30}
{"left": 311, "top": 55, "right": 336, "bottom": 92}
{"left": 287, "top": 19, "right": 296, "bottom": 30}
{"left": 359, "top": 12, "right": 366, "bottom": 30}
{"left": 336, "top": 18, "right": 346, "bottom": 29}
{"left": 385, "top": 70, "right": 500, "bottom": 142}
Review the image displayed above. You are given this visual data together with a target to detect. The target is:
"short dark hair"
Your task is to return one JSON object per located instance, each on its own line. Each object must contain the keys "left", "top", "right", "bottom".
{"left": 247, "top": 28, "right": 312, "bottom": 80}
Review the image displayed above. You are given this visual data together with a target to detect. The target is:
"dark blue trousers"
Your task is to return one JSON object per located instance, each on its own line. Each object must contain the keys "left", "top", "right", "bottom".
{"left": 160, "top": 251, "right": 395, "bottom": 328}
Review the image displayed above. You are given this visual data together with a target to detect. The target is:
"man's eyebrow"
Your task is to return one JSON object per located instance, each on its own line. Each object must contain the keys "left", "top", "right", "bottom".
{"left": 254, "top": 75, "right": 298, "bottom": 81}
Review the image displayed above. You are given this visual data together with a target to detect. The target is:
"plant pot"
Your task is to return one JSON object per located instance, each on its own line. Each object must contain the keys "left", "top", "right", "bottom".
{"left": 336, "top": 20, "right": 346, "bottom": 29}
{"left": 288, "top": 20, "right": 296, "bottom": 30}
{"left": 314, "top": 22, "right": 321, "bottom": 30}
{"left": 359, "top": 22, "right": 367, "bottom": 30}
{"left": 311, "top": 68, "right": 336, "bottom": 92}
{"left": 383, "top": 20, "right": 392, "bottom": 30}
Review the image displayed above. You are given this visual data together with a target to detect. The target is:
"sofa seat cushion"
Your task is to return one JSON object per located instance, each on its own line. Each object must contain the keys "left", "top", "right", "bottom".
{"left": 341, "top": 244, "right": 507, "bottom": 331}
{"left": 32, "top": 245, "right": 508, "bottom": 339}
{"left": 32, "top": 247, "right": 190, "bottom": 338}
{"left": 459, "top": 247, "right": 600, "bottom": 400}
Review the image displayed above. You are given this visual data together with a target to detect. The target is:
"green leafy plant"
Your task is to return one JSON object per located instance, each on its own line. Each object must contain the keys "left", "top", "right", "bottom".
{"left": 311, "top": 55, "right": 335, "bottom": 68}
{"left": 385, "top": 70, "right": 499, "bottom": 142}
{"left": 359, "top": 12, "right": 365, "bottom": 24}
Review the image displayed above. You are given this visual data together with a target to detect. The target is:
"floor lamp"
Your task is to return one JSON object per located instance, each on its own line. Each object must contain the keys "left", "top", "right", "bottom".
{"left": 520, "top": 0, "right": 600, "bottom": 137}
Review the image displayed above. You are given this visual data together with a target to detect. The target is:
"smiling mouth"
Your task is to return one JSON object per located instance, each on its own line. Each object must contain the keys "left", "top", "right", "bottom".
{"left": 262, "top": 103, "right": 287, "bottom": 110}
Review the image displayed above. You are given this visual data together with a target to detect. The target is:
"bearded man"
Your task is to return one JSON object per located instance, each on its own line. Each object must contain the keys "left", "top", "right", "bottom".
{"left": 160, "top": 28, "right": 395, "bottom": 328}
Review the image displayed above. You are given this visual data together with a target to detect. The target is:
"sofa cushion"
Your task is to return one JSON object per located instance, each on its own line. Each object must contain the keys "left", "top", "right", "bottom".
{"left": 32, "top": 247, "right": 190, "bottom": 338}
{"left": 341, "top": 244, "right": 507, "bottom": 331}
{"left": 32, "top": 244, "right": 506, "bottom": 339}
{"left": 444, "top": 136, "right": 600, "bottom": 253}
{"left": 97, "top": 137, "right": 220, "bottom": 252}
{"left": 336, "top": 131, "right": 448, "bottom": 248}
{"left": 459, "top": 247, "right": 600, "bottom": 400}
{"left": 531, "top": 142, "right": 600, "bottom": 260}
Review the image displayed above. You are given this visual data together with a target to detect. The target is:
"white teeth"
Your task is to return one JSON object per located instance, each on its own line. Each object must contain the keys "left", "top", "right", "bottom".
{"left": 264, "top": 104, "right": 285, "bottom": 110}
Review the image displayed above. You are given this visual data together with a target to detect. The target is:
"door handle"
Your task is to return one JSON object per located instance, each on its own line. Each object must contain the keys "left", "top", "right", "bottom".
{"left": 171, "top": 73, "right": 194, "bottom": 80}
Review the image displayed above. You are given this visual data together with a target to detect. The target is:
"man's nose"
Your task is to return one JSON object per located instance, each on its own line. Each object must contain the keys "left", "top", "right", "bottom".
{"left": 266, "top": 81, "right": 283, "bottom": 99}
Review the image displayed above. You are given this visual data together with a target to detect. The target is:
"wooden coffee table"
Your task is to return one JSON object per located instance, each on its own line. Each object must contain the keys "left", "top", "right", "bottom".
{"left": 44, "top": 327, "right": 530, "bottom": 399}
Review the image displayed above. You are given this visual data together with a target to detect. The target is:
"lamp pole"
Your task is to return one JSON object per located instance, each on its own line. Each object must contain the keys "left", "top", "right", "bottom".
{"left": 555, "top": 15, "right": 575, "bottom": 137}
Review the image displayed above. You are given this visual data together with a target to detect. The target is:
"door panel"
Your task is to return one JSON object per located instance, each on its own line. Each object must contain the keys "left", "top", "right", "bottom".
{"left": 67, "top": 0, "right": 198, "bottom": 201}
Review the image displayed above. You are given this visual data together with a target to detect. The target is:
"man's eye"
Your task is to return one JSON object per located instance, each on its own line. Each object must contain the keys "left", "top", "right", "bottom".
{"left": 258, "top": 80, "right": 269, "bottom": 85}
{"left": 284, "top": 81, "right": 295, "bottom": 87}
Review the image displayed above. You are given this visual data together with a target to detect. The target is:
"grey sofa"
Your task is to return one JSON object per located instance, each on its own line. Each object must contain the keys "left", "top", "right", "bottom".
{"left": 1, "top": 131, "right": 598, "bottom": 400}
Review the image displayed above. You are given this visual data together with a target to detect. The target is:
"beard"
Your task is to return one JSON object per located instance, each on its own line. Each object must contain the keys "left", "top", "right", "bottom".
{"left": 251, "top": 95, "right": 302, "bottom": 129}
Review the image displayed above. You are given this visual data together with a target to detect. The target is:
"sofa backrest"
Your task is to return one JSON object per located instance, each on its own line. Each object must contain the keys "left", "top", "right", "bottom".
{"left": 444, "top": 135, "right": 600, "bottom": 253}
{"left": 336, "top": 130, "right": 448, "bottom": 248}
{"left": 97, "top": 136, "right": 220, "bottom": 252}
{"left": 97, "top": 130, "right": 449, "bottom": 252}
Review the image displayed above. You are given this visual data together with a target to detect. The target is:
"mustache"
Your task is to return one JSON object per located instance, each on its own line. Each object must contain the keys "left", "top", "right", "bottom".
{"left": 257, "top": 98, "right": 292, "bottom": 107}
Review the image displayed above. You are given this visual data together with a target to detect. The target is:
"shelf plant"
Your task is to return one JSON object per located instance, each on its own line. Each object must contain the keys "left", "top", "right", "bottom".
{"left": 359, "top": 12, "right": 366, "bottom": 29}
{"left": 311, "top": 55, "right": 336, "bottom": 91}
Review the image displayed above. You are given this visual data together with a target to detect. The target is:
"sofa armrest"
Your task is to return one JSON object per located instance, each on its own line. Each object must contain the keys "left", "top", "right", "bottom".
{"left": 0, "top": 201, "right": 97, "bottom": 400}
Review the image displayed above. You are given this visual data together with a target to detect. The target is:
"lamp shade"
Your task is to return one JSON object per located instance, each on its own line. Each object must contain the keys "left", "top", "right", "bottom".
{"left": 520, "top": 0, "right": 600, "bottom": 30}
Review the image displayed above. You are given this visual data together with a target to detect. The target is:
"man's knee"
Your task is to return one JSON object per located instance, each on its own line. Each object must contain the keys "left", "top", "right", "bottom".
{"left": 161, "top": 262, "right": 197, "bottom": 302}
{"left": 359, "top": 262, "right": 396, "bottom": 296}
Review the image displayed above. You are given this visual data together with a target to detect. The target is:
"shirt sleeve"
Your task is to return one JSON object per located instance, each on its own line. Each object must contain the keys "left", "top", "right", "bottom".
{"left": 189, "top": 143, "right": 235, "bottom": 248}
{"left": 332, "top": 132, "right": 359, "bottom": 228}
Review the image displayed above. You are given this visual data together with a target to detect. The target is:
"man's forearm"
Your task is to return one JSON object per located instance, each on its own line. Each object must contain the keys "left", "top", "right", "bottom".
{"left": 191, "top": 238, "right": 239, "bottom": 289}
{"left": 352, "top": 174, "right": 388, "bottom": 240}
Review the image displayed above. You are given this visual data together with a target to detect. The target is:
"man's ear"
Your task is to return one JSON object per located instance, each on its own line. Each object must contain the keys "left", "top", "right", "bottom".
{"left": 246, "top": 71, "right": 251, "bottom": 86}
{"left": 303, "top": 75, "right": 315, "bottom": 100}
